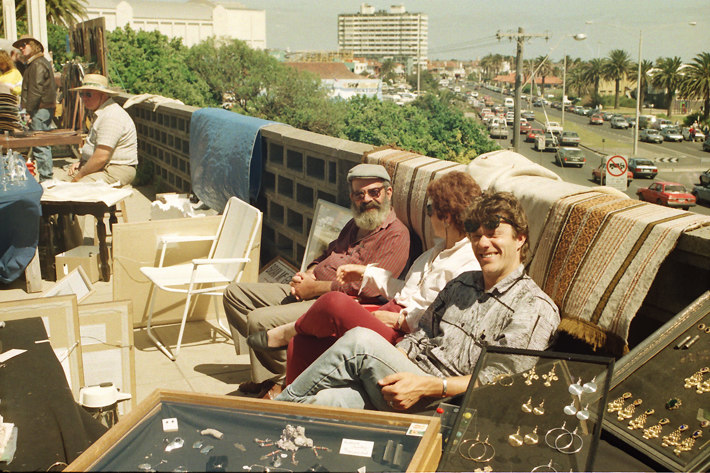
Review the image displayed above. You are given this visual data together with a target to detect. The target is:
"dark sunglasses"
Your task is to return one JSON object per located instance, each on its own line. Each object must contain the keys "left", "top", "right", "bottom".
{"left": 351, "top": 185, "right": 385, "bottom": 201}
{"left": 426, "top": 203, "right": 434, "bottom": 217}
{"left": 464, "top": 214, "right": 516, "bottom": 234}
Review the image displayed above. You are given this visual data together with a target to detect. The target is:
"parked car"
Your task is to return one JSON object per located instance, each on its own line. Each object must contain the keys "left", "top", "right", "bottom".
{"left": 628, "top": 158, "right": 658, "bottom": 178}
{"left": 602, "top": 111, "right": 615, "bottom": 121}
{"left": 661, "top": 127, "right": 683, "bottom": 142}
{"left": 626, "top": 116, "right": 636, "bottom": 128}
{"left": 655, "top": 119, "right": 673, "bottom": 130}
{"left": 560, "top": 131, "right": 581, "bottom": 147}
{"left": 692, "top": 184, "right": 710, "bottom": 205}
{"left": 700, "top": 169, "right": 710, "bottom": 186}
{"left": 489, "top": 124, "right": 510, "bottom": 139}
{"left": 592, "top": 163, "right": 633, "bottom": 185}
{"left": 639, "top": 128, "right": 663, "bottom": 144}
{"left": 682, "top": 127, "right": 706, "bottom": 142}
{"left": 589, "top": 114, "right": 604, "bottom": 125}
{"left": 505, "top": 112, "right": 515, "bottom": 126}
{"left": 526, "top": 128, "right": 544, "bottom": 143}
{"left": 610, "top": 116, "right": 630, "bottom": 129}
{"left": 545, "top": 121, "right": 563, "bottom": 135}
{"left": 555, "top": 147, "right": 586, "bottom": 168}
{"left": 521, "top": 110, "right": 535, "bottom": 121}
{"left": 534, "top": 132, "right": 559, "bottom": 151}
{"left": 636, "top": 181, "right": 696, "bottom": 210}
{"left": 520, "top": 118, "right": 532, "bottom": 134}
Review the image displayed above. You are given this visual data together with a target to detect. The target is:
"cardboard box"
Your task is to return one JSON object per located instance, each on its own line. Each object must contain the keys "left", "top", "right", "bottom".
{"left": 55, "top": 245, "right": 101, "bottom": 283}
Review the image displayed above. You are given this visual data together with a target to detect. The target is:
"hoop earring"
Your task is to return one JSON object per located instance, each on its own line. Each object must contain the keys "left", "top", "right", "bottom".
{"left": 554, "top": 427, "right": 583, "bottom": 454}
{"left": 458, "top": 435, "right": 481, "bottom": 461}
{"left": 473, "top": 436, "right": 495, "bottom": 463}
{"left": 531, "top": 460, "right": 558, "bottom": 473}
{"left": 545, "top": 422, "right": 568, "bottom": 449}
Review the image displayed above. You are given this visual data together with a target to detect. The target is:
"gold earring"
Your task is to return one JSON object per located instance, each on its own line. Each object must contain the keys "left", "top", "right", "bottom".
{"left": 542, "top": 365, "right": 558, "bottom": 387}
{"left": 533, "top": 400, "right": 545, "bottom": 416}
{"left": 523, "top": 368, "right": 539, "bottom": 386}
{"left": 508, "top": 427, "right": 523, "bottom": 447}
{"left": 642, "top": 418, "right": 670, "bottom": 439}
{"left": 524, "top": 426, "right": 539, "bottom": 445}
{"left": 618, "top": 398, "right": 643, "bottom": 421}
{"left": 607, "top": 392, "right": 632, "bottom": 413}
{"left": 662, "top": 424, "right": 689, "bottom": 448}
{"left": 628, "top": 408, "right": 655, "bottom": 430}
{"left": 521, "top": 397, "right": 533, "bottom": 413}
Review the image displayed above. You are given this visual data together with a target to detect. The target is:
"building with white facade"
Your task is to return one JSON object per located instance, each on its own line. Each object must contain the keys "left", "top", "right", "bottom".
{"left": 338, "top": 4, "right": 427, "bottom": 71}
{"left": 83, "top": 0, "right": 266, "bottom": 48}
{"left": 287, "top": 62, "right": 382, "bottom": 100}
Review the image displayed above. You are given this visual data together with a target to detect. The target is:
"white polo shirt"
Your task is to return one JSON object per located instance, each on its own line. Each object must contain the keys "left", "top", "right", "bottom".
{"left": 81, "top": 98, "right": 138, "bottom": 166}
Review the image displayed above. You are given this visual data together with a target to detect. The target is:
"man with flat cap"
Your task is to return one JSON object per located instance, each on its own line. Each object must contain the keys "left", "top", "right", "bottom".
{"left": 14, "top": 36, "right": 56, "bottom": 182}
{"left": 224, "top": 163, "right": 411, "bottom": 398}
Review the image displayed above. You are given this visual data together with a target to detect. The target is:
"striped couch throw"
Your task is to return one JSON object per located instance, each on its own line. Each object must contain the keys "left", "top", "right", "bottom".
{"left": 529, "top": 192, "right": 710, "bottom": 354}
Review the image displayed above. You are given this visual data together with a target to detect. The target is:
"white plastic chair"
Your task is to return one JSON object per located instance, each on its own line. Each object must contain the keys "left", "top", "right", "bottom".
{"left": 140, "top": 197, "right": 262, "bottom": 360}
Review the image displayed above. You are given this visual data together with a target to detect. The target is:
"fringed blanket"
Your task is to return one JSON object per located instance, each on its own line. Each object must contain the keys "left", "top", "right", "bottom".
{"left": 364, "top": 147, "right": 466, "bottom": 250}
{"left": 529, "top": 192, "right": 710, "bottom": 354}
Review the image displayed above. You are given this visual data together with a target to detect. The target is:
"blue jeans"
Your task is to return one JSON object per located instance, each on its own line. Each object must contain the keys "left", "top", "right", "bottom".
{"left": 30, "top": 108, "right": 55, "bottom": 181}
{"left": 276, "top": 327, "right": 428, "bottom": 410}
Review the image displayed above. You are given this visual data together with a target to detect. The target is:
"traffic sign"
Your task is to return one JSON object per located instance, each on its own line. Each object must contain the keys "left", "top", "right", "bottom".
{"left": 606, "top": 155, "right": 628, "bottom": 177}
{"left": 604, "top": 155, "right": 628, "bottom": 191}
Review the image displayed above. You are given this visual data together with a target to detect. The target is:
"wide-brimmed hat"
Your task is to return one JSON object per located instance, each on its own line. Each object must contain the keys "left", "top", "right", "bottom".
{"left": 12, "top": 35, "right": 43, "bottom": 53}
{"left": 70, "top": 74, "right": 119, "bottom": 95}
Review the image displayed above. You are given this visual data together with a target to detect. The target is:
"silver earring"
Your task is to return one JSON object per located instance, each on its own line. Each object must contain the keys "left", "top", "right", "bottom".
{"left": 582, "top": 376, "right": 598, "bottom": 394}
{"left": 563, "top": 400, "right": 577, "bottom": 416}
{"left": 568, "top": 378, "right": 583, "bottom": 396}
{"left": 576, "top": 404, "right": 590, "bottom": 421}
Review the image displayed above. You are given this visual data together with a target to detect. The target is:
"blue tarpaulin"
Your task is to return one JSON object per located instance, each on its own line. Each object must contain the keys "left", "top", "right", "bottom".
{"left": 189, "top": 108, "right": 275, "bottom": 212}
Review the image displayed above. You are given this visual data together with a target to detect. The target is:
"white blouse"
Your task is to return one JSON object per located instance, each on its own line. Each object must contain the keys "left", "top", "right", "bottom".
{"left": 360, "top": 236, "right": 480, "bottom": 331}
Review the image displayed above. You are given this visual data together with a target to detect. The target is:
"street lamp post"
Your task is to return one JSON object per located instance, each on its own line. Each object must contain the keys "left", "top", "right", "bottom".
{"left": 633, "top": 30, "right": 642, "bottom": 156}
{"left": 561, "top": 34, "right": 587, "bottom": 130}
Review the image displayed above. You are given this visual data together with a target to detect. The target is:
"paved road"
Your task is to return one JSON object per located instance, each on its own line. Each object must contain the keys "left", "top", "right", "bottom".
{"left": 473, "top": 90, "right": 710, "bottom": 216}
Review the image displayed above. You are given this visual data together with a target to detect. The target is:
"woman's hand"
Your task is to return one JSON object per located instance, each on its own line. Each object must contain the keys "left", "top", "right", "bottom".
{"left": 371, "top": 310, "right": 401, "bottom": 329}
{"left": 336, "top": 264, "right": 366, "bottom": 285}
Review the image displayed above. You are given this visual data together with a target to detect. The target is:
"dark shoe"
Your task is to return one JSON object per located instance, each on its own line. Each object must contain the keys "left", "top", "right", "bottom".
{"left": 259, "top": 383, "right": 284, "bottom": 400}
{"left": 246, "top": 330, "right": 287, "bottom": 351}
{"left": 238, "top": 380, "right": 272, "bottom": 394}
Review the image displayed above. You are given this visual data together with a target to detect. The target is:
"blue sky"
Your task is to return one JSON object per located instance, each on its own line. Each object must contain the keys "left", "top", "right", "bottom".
{"left": 230, "top": 0, "right": 709, "bottom": 62}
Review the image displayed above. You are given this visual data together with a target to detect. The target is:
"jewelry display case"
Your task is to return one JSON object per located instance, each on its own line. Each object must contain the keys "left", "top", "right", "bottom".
{"left": 437, "top": 346, "right": 615, "bottom": 472}
{"left": 67, "top": 389, "right": 442, "bottom": 472}
{"left": 603, "top": 291, "right": 710, "bottom": 472}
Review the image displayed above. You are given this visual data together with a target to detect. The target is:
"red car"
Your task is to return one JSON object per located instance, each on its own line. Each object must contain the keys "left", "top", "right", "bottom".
{"left": 589, "top": 114, "right": 604, "bottom": 125}
{"left": 526, "top": 128, "right": 544, "bottom": 142}
{"left": 520, "top": 119, "right": 532, "bottom": 134}
{"left": 636, "top": 181, "right": 696, "bottom": 210}
{"left": 592, "top": 164, "right": 633, "bottom": 185}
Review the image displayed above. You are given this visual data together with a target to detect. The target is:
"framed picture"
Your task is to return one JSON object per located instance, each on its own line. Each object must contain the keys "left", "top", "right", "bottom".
{"left": 42, "top": 266, "right": 94, "bottom": 303}
{"left": 258, "top": 256, "right": 298, "bottom": 285}
{"left": 68, "top": 390, "right": 442, "bottom": 472}
{"left": 78, "top": 300, "right": 137, "bottom": 414}
{"left": 0, "top": 295, "right": 84, "bottom": 398}
{"left": 301, "top": 199, "right": 352, "bottom": 272}
{"left": 603, "top": 291, "right": 710, "bottom": 472}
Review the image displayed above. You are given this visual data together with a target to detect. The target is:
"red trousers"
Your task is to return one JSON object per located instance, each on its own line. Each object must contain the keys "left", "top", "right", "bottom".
{"left": 286, "top": 291, "right": 404, "bottom": 384}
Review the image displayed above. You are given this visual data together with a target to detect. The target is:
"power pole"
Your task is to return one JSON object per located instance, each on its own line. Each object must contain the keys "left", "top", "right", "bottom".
{"left": 497, "top": 28, "right": 549, "bottom": 152}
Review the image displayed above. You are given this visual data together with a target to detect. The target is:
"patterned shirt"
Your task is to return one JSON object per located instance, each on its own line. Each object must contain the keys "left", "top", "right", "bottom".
{"left": 81, "top": 98, "right": 138, "bottom": 166}
{"left": 310, "top": 209, "right": 410, "bottom": 299}
{"left": 397, "top": 264, "right": 560, "bottom": 382}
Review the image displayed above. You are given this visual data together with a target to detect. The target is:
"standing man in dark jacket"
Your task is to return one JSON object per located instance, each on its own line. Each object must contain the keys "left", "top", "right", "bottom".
{"left": 13, "top": 36, "right": 56, "bottom": 182}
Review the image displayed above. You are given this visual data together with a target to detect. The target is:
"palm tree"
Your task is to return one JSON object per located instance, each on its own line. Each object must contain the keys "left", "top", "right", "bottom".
{"left": 603, "top": 49, "right": 633, "bottom": 109}
{"left": 12, "top": 0, "right": 87, "bottom": 28}
{"left": 652, "top": 56, "right": 684, "bottom": 117}
{"left": 582, "top": 58, "right": 606, "bottom": 102}
{"left": 629, "top": 59, "right": 654, "bottom": 110}
{"left": 567, "top": 67, "right": 590, "bottom": 99}
{"left": 534, "top": 55, "right": 554, "bottom": 97}
{"left": 678, "top": 52, "right": 710, "bottom": 121}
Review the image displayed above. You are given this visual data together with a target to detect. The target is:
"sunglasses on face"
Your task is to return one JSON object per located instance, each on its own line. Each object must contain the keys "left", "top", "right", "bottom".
{"left": 351, "top": 185, "right": 385, "bottom": 201}
{"left": 464, "top": 214, "right": 516, "bottom": 234}
{"left": 79, "top": 92, "right": 94, "bottom": 98}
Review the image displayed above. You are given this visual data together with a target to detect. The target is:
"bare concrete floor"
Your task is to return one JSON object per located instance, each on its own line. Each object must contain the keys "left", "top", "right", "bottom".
{"left": 0, "top": 159, "right": 256, "bottom": 412}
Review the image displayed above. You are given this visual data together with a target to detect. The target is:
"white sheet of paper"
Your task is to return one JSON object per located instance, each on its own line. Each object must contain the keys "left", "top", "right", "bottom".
{"left": 339, "top": 438, "right": 374, "bottom": 457}
{"left": 0, "top": 349, "right": 27, "bottom": 363}
{"left": 80, "top": 324, "right": 107, "bottom": 345}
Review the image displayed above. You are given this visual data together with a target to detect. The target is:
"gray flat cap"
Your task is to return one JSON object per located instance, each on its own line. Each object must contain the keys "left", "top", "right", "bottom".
{"left": 347, "top": 163, "right": 391, "bottom": 183}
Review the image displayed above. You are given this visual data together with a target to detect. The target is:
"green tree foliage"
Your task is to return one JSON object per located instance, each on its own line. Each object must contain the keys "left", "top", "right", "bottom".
{"left": 339, "top": 95, "right": 498, "bottom": 162}
{"left": 406, "top": 68, "right": 439, "bottom": 92}
{"left": 678, "top": 52, "right": 710, "bottom": 121}
{"left": 651, "top": 56, "right": 684, "bottom": 117}
{"left": 603, "top": 49, "right": 633, "bottom": 109}
{"left": 629, "top": 59, "right": 654, "bottom": 108}
{"left": 2, "top": 0, "right": 86, "bottom": 29}
{"left": 107, "top": 27, "right": 210, "bottom": 107}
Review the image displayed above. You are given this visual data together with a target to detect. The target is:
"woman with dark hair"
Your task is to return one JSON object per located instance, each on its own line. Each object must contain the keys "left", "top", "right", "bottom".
{"left": 248, "top": 171, "right": 482, "bottom": 388}
{"left": 13, "top": 36, "right": 56, "bottom": 182}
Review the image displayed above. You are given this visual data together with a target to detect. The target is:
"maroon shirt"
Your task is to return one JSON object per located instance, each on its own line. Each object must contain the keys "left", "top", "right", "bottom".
{"left": 310, "top": 209, "right": 410, "bottom": 298}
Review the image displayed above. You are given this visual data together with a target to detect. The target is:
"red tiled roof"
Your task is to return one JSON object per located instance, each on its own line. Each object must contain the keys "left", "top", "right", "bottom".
{"left": 286, "top": 62, "right": 362, "bottom": 80}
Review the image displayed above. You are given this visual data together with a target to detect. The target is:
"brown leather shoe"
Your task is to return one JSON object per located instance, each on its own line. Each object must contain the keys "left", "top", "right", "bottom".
{"left": 238, "top": 380, "right": 273, "bottom": 394}
{"left": 259, "top": 383, "right": 284, "bottom": 400}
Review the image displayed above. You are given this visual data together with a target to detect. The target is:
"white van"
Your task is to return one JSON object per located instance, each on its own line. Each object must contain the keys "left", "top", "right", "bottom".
{"left": 504, "top": 97, "right": 515, "bottom": 109}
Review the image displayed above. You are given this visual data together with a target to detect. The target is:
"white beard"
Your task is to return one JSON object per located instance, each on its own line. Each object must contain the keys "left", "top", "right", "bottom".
{"left": 351, "top": 196, "right": 391, "bottom": 231}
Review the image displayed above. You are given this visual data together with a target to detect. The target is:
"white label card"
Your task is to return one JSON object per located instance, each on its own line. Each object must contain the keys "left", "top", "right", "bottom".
{"left": 339, "top": 438, "right": 374, "bottom": 457}
{"left": 406, "top": 423, "right": 428, "bottom": 437}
